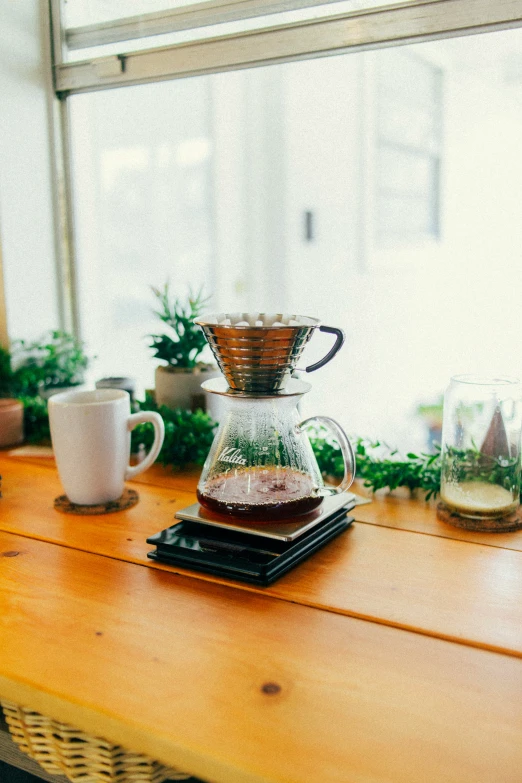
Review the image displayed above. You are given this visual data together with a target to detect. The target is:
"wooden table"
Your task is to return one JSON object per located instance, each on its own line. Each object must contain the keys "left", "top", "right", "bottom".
{"left": 0, "top": 451, "right": 521, "bottom": 783}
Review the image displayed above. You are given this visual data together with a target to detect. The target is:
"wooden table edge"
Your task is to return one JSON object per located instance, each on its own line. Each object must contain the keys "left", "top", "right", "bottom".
{"left": 0, "top": 674, "right": 261, "bottom": 783}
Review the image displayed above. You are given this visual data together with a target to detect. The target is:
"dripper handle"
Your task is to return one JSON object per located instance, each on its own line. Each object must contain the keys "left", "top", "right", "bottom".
{"left": 298, "top": 415, "right": 356, "bottom": 494}
{"left": 304, "top": 326, "right": 345, "bottom": 374}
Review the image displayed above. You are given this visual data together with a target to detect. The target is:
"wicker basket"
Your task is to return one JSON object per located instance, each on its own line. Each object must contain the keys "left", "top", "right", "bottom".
{"left": 1, "top": 700, "right": 191, "bottom": 783}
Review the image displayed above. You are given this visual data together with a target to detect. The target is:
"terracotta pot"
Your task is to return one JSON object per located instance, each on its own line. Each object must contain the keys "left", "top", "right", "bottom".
{"left": 154, "top": 365, "right": 219, "bottom": 412}
{"left": 0, "top": 398, "right": 24, "bottom": 448}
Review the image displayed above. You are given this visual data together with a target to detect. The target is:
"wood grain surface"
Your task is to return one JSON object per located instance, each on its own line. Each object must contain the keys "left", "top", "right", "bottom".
{"left": 1, "top": 531, "right": 522, "bottom": 783}
{"left": 2, "top": 458, "right": 522, "bottom": 657}
{"left": 353, "top": 486, "right": 522, "bottom": 550}
{"left": 4, "top": 450, "right": 201, "bottom": 493}
{"left": 9, "top": 453, "right": 522, "bottom": 551}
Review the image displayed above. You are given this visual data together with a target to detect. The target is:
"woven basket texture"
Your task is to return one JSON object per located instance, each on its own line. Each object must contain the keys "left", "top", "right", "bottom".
{"left": 1, "top": 701, "right": 190, "bottom": 783}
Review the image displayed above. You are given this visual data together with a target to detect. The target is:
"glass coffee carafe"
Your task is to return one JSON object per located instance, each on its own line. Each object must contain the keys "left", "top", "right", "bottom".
{"left": 197, "top": 378, "right": 355, "bottom": 520}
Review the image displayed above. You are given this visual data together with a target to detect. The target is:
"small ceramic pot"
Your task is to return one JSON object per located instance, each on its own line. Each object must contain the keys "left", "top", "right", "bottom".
{"left": 0, "top": 399, "right": 24, "bottom": 448}
{"left": 39, "top": 383, "right": 87, "bottom": 401}
{"left": 96, "top": 377, "right": 137, "bottom": 404}
{"left": 154, "top": 365, "right": 219, "bottom": 411}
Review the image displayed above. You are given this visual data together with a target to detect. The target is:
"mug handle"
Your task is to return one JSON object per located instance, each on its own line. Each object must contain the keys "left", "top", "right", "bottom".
{"left": 297, "top": 415, "right": 355, "bottom": 494}
{"left": 303, "top": 326, "right": 345, "bottom": 374}
{"left": 125, "top": 411, "right": 165, "bottom": 480}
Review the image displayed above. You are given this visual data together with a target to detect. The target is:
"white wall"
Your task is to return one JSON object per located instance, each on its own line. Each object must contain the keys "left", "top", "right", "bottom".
{"left": 0, "top": 0, "right": 60, "bottom": 341}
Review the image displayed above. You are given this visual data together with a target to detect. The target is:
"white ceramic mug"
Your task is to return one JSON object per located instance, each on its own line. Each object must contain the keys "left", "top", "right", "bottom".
{"left": 48, "top": 389, "right": 165, "bottom": 505}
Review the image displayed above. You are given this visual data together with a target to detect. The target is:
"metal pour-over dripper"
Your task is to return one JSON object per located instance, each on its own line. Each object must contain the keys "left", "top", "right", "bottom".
{"left": 194, "top": 312, "right": 344, "bottom": 393}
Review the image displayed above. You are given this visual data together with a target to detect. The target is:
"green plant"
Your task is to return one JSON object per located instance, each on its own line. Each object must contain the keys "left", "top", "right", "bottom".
{"left": 355, "top": 440, "right": 442, "bottom": 499}
{"left": 0, "top": 345, "right": 14, "bottom": 397}
{"left": 11, "top": 330, "right": 89, "bottom": 396}
{"left": 2, "top": 391, "right": 215, "bottom": 457}
{"left": 19, "top": 395, "right": 51, "bottom": 444}
{"left": 310, "top": 432, "right": 442, "bottom": 500}
{"left": 131, "top": 394, "right": 217, "bottom": 468}
{"left": 441, "top": 444, "right": 519, "bottom": 495}
{"left": 149, "top": 283, "right": 210, "bottom": 369}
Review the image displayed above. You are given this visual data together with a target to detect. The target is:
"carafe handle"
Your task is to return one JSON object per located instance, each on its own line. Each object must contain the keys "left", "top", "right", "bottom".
{"left": 303, "top": 326, "right": 345, "bottom": 374}
{"left": 297, "top": 415, "right": 356, "bottom": 494}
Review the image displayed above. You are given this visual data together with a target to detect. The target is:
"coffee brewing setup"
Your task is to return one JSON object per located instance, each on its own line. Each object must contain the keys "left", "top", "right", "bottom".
{"left": 148, "top": 313, "right": 357, "bottom": 584}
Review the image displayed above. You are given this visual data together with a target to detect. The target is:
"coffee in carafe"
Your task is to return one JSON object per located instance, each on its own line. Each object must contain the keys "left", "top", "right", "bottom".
{"left": 197, "top": 466, "right": 323, "bottom": 520}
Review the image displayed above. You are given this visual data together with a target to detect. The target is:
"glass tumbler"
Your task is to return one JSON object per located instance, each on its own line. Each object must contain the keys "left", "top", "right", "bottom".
{"left": 440, "top": 375, "right": 522, "bottom": 529}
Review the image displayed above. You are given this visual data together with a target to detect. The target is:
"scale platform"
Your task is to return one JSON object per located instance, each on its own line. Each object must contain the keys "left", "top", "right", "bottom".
{"left": 174, "top": 491, "right": 356, "bottom": 541}
{"left": 147, "top": 493, "right": 356, "bottom": 585}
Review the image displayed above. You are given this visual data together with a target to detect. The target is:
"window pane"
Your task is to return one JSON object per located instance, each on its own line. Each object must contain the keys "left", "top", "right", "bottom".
{"left": 70, "top": 78, "right": 213, "bottom": 391}
{"left": 377, "top": 48, "right": 442, "bottom": 107}
{"left": 375, "top": 48, "right": 442, "bottom": 245}
{"left": 378, "top": 148, "right": 435, "bottom": 194}
{"left": 378, "top": 102, "right": 440, "bottom": 150}
{"left": 69, "top": 28, "right": 522, "bottom": 454}
{"left": 377, "top": 193, "right": 436, "bottom": 238}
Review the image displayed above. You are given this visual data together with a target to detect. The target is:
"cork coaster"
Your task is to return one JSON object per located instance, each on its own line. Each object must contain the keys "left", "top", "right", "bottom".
{"left": 437, "top": 501, "right": 522, "bottom": 532}
{"left": 54, "top": 488, "right": 139, "bottom": 515}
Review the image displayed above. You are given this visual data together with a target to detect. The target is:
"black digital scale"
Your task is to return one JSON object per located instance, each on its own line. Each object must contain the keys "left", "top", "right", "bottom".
{"left": 147, "top": 493, "right": 356, "bottom": 585}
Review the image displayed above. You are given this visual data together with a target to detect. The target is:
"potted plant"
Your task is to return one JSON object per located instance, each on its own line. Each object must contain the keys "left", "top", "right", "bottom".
{"left": 149, "top": 283, "right": 217, "bottom": 411}
{"left": 0, "top": 345, "right": 24, "bottom": 447}
{"left": 11, "top": 330, "right": 90, "bottom": 399}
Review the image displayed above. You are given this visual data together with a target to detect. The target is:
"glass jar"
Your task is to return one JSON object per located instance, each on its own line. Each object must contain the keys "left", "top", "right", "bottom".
{"left": 440, "top": 375, "right": 522, "bottom": 524}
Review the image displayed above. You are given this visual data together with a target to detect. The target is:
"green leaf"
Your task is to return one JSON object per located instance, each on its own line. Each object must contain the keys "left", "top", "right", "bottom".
{"left": 311, "top": 431, "right": 442, "bottom": 500}
{"left": 10, "top": 330, "right": 90, "bottom": 396}
{"left": 131, "top": 394, "right": 217, "bottom": 468}
{"left": 149, "top": 282, "right": 211, "bottom": 369}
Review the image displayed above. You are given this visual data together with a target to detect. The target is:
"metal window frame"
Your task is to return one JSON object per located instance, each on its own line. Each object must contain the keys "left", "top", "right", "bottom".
{"left": 53, "top": 0, "right": 522, "bottom": 95}
{"left": 64, "top": 0, "right": 351, "bottom": 50}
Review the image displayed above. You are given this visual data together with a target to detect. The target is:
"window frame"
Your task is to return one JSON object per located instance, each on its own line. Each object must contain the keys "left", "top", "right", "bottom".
{"left": 51, "top": 0, "right": 522, "bottom": 95}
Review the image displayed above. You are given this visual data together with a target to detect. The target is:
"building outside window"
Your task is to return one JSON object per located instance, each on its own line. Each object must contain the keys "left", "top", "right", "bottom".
{"left": 375, "top": 48, "right": 443, "bottom": 246}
